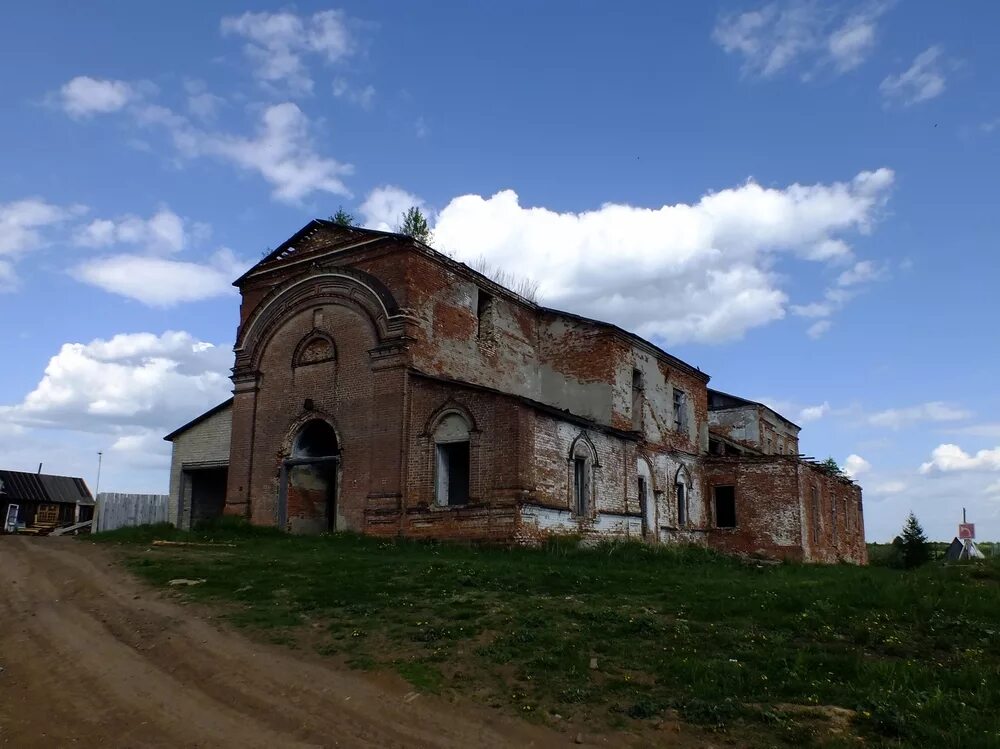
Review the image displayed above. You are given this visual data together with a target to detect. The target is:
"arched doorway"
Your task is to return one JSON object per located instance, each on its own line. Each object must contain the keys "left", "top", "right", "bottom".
{"left": 278, "top": 419, "right": 340, "bottom": 534}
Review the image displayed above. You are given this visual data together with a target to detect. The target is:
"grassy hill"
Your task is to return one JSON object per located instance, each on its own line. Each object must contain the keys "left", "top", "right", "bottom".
{"left": 92, "top": 524, "right": 1000, "bottom": 748}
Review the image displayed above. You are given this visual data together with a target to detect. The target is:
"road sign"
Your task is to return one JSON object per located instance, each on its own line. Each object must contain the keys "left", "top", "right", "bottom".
{"left": 959, "top": 523, "right": 976, "bottom": 540}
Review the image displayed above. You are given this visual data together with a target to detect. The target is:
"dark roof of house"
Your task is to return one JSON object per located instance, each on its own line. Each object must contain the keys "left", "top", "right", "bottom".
{"left": 0, "top": 470, "right": 94, "bottom": 505}
{"left": 236, "top": 220, "right": 710, "bottom": 383}
{"left": 707, "top": 388, "right": 801, "bottom": 431}
{"left": 163, "top": 398, "right": 234, "bottom": 442}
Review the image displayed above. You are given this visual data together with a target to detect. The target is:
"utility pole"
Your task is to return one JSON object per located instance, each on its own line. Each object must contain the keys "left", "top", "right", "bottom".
{"left": 95, "top": 452, "right": 103, "bottom": 496}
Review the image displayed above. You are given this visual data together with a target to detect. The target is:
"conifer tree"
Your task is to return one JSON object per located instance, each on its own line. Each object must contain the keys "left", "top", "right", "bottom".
{"left": 331, "top": 206, "right": 355, "bottom": 227}
{"left": 899, "top": 512, "right": 931, "bottom": 568}
{"left": 397, "top": 206, "right": 432, "bottom": 243}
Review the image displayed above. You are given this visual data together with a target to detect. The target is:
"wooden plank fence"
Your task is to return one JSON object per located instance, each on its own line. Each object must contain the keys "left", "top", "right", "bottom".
{"left": 95, "top": 492, "right": 169, "bottom": 533}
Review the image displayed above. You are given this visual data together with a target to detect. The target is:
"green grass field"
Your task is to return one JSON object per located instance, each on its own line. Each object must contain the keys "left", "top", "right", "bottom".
{"left": 91, "top": 522, "right": 1000, "bottom": 748}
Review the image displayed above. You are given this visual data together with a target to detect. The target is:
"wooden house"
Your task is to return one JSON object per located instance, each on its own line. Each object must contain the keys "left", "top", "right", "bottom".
{"left": 0, "top": 469, "right": 95, "bottom": 534}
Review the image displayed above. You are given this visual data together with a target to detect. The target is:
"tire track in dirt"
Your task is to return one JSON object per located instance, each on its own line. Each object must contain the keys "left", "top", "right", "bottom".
{"left": 0, "top": 537, "right": 596, "bottom": 748}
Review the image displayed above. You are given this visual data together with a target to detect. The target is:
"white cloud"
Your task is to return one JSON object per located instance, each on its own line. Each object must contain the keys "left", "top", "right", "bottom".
{"left": 427, "top": 168, "right": 894, "bottom": 344}
{"left": 221, "top": 10, "right": 355, "bottom": 94}
{"left": 807, "top": 320, "right": 832, "bottom": 339}
{"left": 713, "top": 1, "right": 890, "bottom": 79}
{"left": 880, "top": 46, "right": 947, "bottom": 106}
{"left": 843, "top": 453, "right": 871, "bottom": 478}
{"left": 1, "top": 331, "right": 232, "bottom": 432}
{"left": 332, "top": 78, "right": 376, "bottom": 109}
{"left": 837, "top": 259, "right": 882, "bottom": 286}
{"left": 869, "top": 402, "right": 971, "bottom": 429}
{"left": 827, "top": 12, "right": 877, "bottom": 72}
{"left": 59, "top": 76, "right": 134, "bottom": 118}
{"left": 74, "top": 248, "right": 248, "bottom": 307}
{"left": 920, "top": 444, "right": 1000, "bottom": 474}
{"left": 183, "top": 81, "right": 226, "bottom": 122}
{"left": 986, "top": 480, "right": 1000, "bottom": 497}
{"left": 870, "top": 480, "right": 907, "bottom": 496}
{"left": 0, "top": 198, "right": 86, "bottom": 288}
{"left": 361, "top": 185, "right": 427, "bottom": 232}
{"left": 74, "top": 207, "right": 197, "bottom": 255}
{"left": 0, "top": 198, "right": 83, "bottom": 256}
{"left": 799, "top": 402, "right": 831, "bottom": 422}
{"left": 791, "top": 260, "right": 884, "bottom": 335}
{"left": 150, "top": 102, "right": 353, "bottom": 203}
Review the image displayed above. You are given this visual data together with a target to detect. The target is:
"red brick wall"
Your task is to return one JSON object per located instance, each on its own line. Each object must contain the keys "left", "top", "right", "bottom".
{"left": 701, "top": 457, "right": 867, "bottom": 564}
{"left": 798, "top": 464, "right": 867, "bottom": 564}
{"left": 702, "top": 458, "right": 806, "bottom": 561}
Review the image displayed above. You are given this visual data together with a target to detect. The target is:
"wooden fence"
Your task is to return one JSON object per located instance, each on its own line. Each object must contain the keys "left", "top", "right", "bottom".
{"left": 95, "top": 492, "right": 169, "bottom": 533}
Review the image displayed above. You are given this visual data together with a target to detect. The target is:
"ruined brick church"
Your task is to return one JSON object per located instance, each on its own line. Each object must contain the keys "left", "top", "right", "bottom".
{"left": 166, "top": 220, "right": 866, "bottom": 564}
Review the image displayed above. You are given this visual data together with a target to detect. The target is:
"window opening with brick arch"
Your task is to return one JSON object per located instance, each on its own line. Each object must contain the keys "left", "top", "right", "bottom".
{"left": 434, "top": 413, "right": 471, "bottom": 507}
{"left": 675, "top": 465, "right": 691, "bottom": 527}
{"left": 569, "top": 435, "right": 596, "bottom": 516}
{"left": 637, "top": 457, "right": 654, "bottom": 536}
{"left": 713, "top": 485, "right": 736, "bottom": 528}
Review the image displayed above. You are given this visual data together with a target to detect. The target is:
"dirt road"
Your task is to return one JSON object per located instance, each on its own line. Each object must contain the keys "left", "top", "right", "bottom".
{"left": 0, "top": 537, "right": 591, "bottom": 748}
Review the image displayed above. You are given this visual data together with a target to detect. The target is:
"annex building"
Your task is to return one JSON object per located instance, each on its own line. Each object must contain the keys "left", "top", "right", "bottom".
{"left": 166, "top": 221, "right": 866, "bottom": 564}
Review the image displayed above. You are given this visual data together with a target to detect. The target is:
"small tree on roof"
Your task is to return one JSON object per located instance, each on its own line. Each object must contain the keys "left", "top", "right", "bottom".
{"left": 331, "top": 206, "right": 355, "bottom": 227}
{"left": 898, "top": 512, "right": 931, "bottom": 569}
{"left": 397, "top": 206, "right": 432, "bottom": 244}
{"left": 820, "top": 457, "right": 842, "bottom": 476}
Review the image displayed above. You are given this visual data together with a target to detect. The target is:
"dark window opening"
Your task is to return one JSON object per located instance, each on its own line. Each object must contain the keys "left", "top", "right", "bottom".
{"left": 676, "top": 482, "right": 687, "bottom": 526}
{"left": 714, "top": 485, "right": 736, "bottom": 528}
{"left": 476, "top": 289, "right": 494, "bottom": 338}
{"left": 638, "top": 475, "right": 648, "bottom": 533}
{"left": 574, "top": 457, "right": 589, "bottom": 515}
{"left": 436, "top": 442, "right": 470, "bottom": 506}
{"left": 293, "top": 420, "right": 339, "bottom": 458}
{"left": 673, "top": 388, "right": 687, "bottom": 432}
{"left": 631, "top": 369, "right": 644, "bottom": 430}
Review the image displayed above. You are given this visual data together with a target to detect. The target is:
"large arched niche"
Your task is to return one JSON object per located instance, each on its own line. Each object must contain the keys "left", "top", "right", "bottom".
{"left": 234, "top": 269, "right": 405, "bottom": 373}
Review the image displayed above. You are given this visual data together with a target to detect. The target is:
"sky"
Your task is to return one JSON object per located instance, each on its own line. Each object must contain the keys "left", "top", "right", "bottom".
{"left": 1, "top": 1, "right": 998, "bottom": 542}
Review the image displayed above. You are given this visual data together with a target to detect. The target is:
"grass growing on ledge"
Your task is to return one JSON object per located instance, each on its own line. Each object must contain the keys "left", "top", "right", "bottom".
{"left": 91, "top": 522, "right": 1000, "bottom": 748}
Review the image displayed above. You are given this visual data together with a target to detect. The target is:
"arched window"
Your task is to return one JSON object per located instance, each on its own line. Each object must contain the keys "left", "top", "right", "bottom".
{"left": 569, "top": 434, "right": 596, "bottom": 516}
{"left": 434, "top": 413, "right": 471, "bottom": 506}
{"left": 292, "top": 419, "right": 339, "bottom": 458}
{"left": 637, "top": 458, "right": 654, "bottom": 536}
{"left": 675, "top": 465, "right": 691, "bottom": 528}
{"left": 293, "top": 332, "right": 336, "bottom": 368}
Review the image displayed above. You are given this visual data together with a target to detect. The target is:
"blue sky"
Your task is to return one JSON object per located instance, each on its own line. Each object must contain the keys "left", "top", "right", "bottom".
{"left": 1, "top": 1, "right": 998, "bottom": 541}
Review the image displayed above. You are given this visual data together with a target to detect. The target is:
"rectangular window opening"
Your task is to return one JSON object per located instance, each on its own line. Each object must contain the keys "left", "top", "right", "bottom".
{"left": 714, "top": 485, "right": 736, "bottom": 528}
{"left": 632, "top": 369, "right": 644, "bottom": 430}
{"left": 638, "top": 475, "right": 648, "bottom": 533}
{"left": 676, "top": 483, "right": 686, "bottom": 527}
{"left": 573, "top": 457, "right": 588, "bottom": 515}
{"left": 436, "top": 442, "right": 470, "bottom": 506}
{"left": 673, "top": 388, "right": 687, "bottom": 432}
{"left": 476, "top": 289, "right": 494, "bottom": 338}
